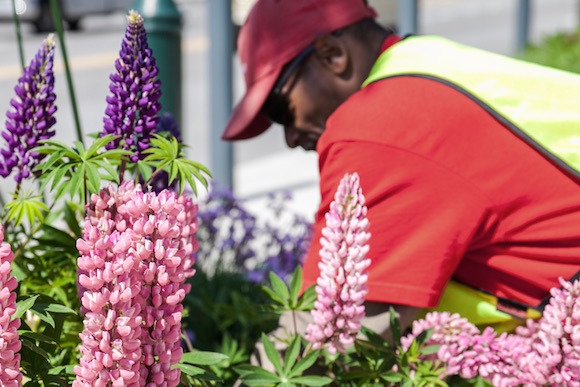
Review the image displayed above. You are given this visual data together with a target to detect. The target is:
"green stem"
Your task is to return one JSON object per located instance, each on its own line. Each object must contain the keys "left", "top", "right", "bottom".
{"left": 11, "top": 0, "right": 25, "bottom": 72}
{"left": 119, "top": 159, "right": 127, "bottom": 182}
{"left": 49, "top": 0, "right": 84, "bottom": 144}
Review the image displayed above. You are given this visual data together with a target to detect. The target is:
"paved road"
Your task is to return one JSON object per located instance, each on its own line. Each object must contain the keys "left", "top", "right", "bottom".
{"left": 0, "top": 0, "right": 576, "bottom": 215}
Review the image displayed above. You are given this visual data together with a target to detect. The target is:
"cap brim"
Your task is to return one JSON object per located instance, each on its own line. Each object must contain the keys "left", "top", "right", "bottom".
{"left": 221, "top": 70, "right": 278, "bottom": 141}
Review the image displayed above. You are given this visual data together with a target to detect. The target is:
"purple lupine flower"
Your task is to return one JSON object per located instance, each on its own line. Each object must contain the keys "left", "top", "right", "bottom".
{"left": 103, "top": 10, "right": 161, "bottom": 162}
{"left": 0, "top": 226, "right": 22, "bottom": 386}
{"left": 1, "top": 34, "right": 57, "bottom": 183}
{"left": 402, "top": 278, "right": 580, "bottom": 385}
{"left": 306, "top": 172, "right": 371, "bottom": 354}
{"left": 74, "top": 181, "right": 197, "bottom": 386}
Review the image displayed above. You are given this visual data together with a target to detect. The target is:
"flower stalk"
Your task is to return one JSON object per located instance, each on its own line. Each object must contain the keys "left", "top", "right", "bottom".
{"left": 1, "top": 34, "right": 57, "bottom": 185}
{"left": 306, "top": 172, "right": 371, "bottom": 354}
{"left": 74, "top": 181, "right": 197, "bottom": 385}
{"left": 0, "top": 225, "right": 22, "bottom": 386}
{"left": 102, "top": 10, "right": 162, "bottom": 164}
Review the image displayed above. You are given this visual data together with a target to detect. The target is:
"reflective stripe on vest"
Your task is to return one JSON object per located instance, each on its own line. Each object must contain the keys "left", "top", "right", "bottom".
{"left": 363, "top": 35, "right": 580, "bottom": 330}
{"left": 363, "top": 35, "right": 580, "bottom": 179}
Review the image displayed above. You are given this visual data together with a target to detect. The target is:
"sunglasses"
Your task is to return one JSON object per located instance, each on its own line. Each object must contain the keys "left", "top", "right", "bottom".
{"left": 261, "top": 45, "right": 315, "bottom": 126}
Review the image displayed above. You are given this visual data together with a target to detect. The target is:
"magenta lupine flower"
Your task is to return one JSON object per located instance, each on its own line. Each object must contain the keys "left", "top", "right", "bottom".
{"left": 74, "top": 181, "right": 197, "bottom": 386}
{"left": 306, "top": 173, "right": 371, "bottom": 354}
{"left": 402, "top": 278, "right": 580, "bottom": 385}
{"left": 1, "top": 34, "right": 57, "bottom": 183}
{"left": 0, "top": 226, "right": 22, "bottom": 386}
{"left": 103, "top": 10, "right": 161, "bottom": 162}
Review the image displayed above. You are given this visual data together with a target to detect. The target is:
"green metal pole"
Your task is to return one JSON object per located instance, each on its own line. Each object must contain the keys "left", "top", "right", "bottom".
{"left": 130, "top": 0, "right": 183, "bottom": 131}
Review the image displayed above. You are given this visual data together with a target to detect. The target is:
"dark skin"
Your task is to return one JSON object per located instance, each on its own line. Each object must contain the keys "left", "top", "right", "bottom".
{"left": 277, "top": 24, "right": 421, "bottom": 335}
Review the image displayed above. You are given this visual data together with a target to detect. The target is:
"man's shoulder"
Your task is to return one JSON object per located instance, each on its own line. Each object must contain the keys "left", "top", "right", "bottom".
{"left": 320, "top": 75, "right": 478, "bottom": 152}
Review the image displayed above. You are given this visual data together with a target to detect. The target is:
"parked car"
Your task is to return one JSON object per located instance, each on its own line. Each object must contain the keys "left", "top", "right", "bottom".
{"left": 0, "top": 0, "right": 132, "bottom": 32}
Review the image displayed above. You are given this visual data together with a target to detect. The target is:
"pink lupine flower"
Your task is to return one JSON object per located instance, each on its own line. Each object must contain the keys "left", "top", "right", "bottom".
{"left": 306, "top": 173, "right": 371, "bottom": 354}
{"left": 0, "top": 225, "right": 22, "bottom": 387}
{"left": 402, "top": 278, "right": 580, "bottom": 386}
{"left": 74, "top": 181, "right": 197, "bottom": 386}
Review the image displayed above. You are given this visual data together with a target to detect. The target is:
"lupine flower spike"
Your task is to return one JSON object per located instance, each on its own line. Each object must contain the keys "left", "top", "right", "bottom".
{"left": 103, "top": 10, "right": 162, "bottom": 163}
{"left": 0, "top": 34, "right": 57, "bottom": 183}
{"left": 402, "top": 277, "right": 580, "bottom": 385}
{"left": 74, "top": 181, "right": 197, "bottom": 386}
{"left": 306, "top": 172, "right": 371, "bottom": 354}
{"left": 0, "top": 226, "right": 22, "bottom": 386}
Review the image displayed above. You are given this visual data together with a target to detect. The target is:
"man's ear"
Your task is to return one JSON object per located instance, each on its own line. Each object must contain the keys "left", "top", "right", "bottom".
{"left": 313, "top": 34, "right": 349, "bottom": 76}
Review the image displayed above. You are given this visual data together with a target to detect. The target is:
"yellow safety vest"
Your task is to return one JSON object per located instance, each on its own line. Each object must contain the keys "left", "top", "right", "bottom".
{"left": 364, "top": 35, "right": 580, "bottom": 331}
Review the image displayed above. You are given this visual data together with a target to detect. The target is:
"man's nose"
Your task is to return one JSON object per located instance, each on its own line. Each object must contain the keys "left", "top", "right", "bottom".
{"left": 284, "top": 126, "right": 300, "bottom": 148}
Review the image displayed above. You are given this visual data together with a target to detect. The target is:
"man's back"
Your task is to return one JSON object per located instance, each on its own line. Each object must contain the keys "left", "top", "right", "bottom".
{"left": 303, "top": 70, "right": 580, "bottom": 309}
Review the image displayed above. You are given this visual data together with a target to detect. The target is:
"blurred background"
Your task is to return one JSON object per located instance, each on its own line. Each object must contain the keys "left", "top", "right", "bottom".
{"left": 0, "top": 0, "right": 578, "bottom": 220}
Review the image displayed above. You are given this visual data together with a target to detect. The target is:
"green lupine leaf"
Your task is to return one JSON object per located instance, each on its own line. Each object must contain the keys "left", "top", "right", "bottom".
{"left": 137, "top": 162, "right": 153, "bottom": 183}
{"left": 86, "top": 134, "right": 117, "bottom": 156}
{"left": 389, "top": 307, "right": 402, "bottom": 344}
{"left": 420, "top": 345, "right": 441, "bottom": 356}
{"left": 282, "top": 336, "right": 301, "bottom": 376}
{"left": 180, "top": 351, "right": 229, "bottom": 366}
{"left": 288, "top": 375, "right": 332, "bottom": 386}
{"left": 37, "top": 149, "right": 65, "bottom": 172}
{"left": 173, "top": 363, "right": 205, "bottom": 376}
{"left": 262, "top": 286, "right": 286, "bottom": 305}
{"left": 30, "top": 306, "right": 56, "bottom": 328}
{"left": 177, "top": 163, "right": 188, "bottom": 196}
{"left": 269, "top": 272, "right": 290, "bottom": 305}
{"left": 18, "top": 331, "right": 59, "bottom": 345}
{"left": 96, "top": 159, "right": 119, "bottom": 183}
{"left": 73, "top": 140, "right": 85, "bottom": 154}
{"left": 289, "top": 267, "right": 302, "bottom": 308}
{"left": 47, "top": 365, "right": 76, "bottom": 375}
{"left": 169, "top": 161, "right": 179, "bottom": 186}
{"left": 84, "top": 161, "right": 101, "bottom": 193}
{"left": 44, "top": 303, "right": 77, "bottom": 314}
{"left": 287, "top": 350, "right": 319, "bottom": 378}
{"left": 381, "top": 372, "right": 404, "bottom": 383}
{"left": 4, "top": 193, "right": 48, "bottom": 227}
{"left": 296, "top": 285, "right": 316, "bottom": 311}
{"left": 239, "top": 371, "right": 281, "bottom": 387}
{"left": 14, "top": 295, "right": 39, "bottom": 320}
{"left": 54, "top": 175, "right": 73, "bottom": 201}
{"left": 261, "top": 333, "right": 283, "bottom": 376}
{"left": 46, "top": 163, "right": 71, "bottom": 192}
{"left": 64, "top": 201, "right": 82, "bottom": 237}
{"left": 67, "top": 165, "right": 84, "bottom": 201}
{"left": 182, "top": 165, "right": 199, "bottom": 196}
{"left": 21, "top": 337, "right": 50, "bottom": 361}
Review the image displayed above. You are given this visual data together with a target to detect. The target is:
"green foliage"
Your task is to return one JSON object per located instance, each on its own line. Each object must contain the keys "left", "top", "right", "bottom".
{"left": 235, "top": 335, "right": 331, "bottom": 387}
{"left": 34, "top": 135, "right": 128, "bottom": 203}
{"left": 4, "top": 190, "right": 48, "bottom": 228}
{"left": 263, "top": 267, "right": 316, "bottom": 314}
{"left": 142, "top": 134, "right": 212, "bottom": 195}
{"left": 182, "top": 269, "right": 279, "bottom": 386}
{"left": 175, "top": 350, "right": 229, "bottom": 386}
{"left": 521, "top": 28, "right": 580, "bottom": 74}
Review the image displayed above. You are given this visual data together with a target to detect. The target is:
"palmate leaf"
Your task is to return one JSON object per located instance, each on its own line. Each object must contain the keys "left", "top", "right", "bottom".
{"left": 34, "top": 135, "right": 131, "bottom": 202}
{"left": 142, "top": 134, "right": 211, "bottom": 196}
{"left": 5, "top": 190, "right": 49, "bottom": 227}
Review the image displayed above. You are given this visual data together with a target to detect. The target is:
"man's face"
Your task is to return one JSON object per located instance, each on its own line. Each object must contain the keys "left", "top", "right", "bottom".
{"left": 262, "top": 49, "right": 340, "bottom": 151}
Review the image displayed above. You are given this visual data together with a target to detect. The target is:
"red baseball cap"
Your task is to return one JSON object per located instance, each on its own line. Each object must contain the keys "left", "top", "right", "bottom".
{"left": 221, "top": 0, "right": 377, "bottom": 141}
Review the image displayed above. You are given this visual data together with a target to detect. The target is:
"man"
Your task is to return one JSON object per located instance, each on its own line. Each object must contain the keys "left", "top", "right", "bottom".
{"left": 222, "top": 0, "right": 580, "bottom": 336}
